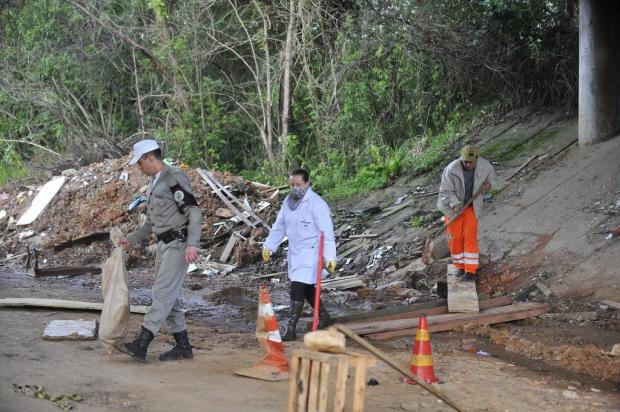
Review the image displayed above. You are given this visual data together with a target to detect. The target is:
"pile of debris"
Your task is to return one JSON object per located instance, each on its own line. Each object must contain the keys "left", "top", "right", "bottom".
{"left": 0, "top": 156, "right": 280, "bottom": 270}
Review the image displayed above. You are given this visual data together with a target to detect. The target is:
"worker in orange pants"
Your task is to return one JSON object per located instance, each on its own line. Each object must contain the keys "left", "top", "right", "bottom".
{"left": 443, "top": 207, "right": 479, "bottom": 274}
{"left": 437, "top": 145, "right": 496, "bottom": 281}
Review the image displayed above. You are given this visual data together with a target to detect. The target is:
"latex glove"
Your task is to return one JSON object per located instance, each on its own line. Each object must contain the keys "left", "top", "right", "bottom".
{"left": 326, "top": 260, "right": 337, "bottom": 273}
{"left": 262, "top": 247, "right": 271, "bottom": 263}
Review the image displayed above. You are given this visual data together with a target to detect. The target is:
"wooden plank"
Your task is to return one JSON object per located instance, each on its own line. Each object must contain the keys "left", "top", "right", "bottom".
{"left": 0, "top": 298, "right": 148, "bottom": 314}
{"left": 333, "top": 357, "right": 348, "bottom": 412}
{"left": 337, "top": 241, "right": 367, "bottom": 260}
{"left": 42, "top": 319, "right": 98, "bottom": 341}
{"left": 288, "top": 355, "right": 300, "bottom": 412}
{"left": 327, "top": 294, "right": 508, "bottom": 326}
{"left": 307, "top": 360, "right": 321, "bottom": 412}
{"left": 297, "top": 358, "right": 311, "bottom": 412}
{"left": 364, "top": 303, "right": 550, "bottom": 340}
{"left": 600, "top": 300, "right": 620, "bottom": 310}
{"left": 322, "top": 277, "right": 364, "bottom": 290}
{"left": 17, "top": 176, "right": 66, "bottom": 225}
{"left": 317, "top": 362, "right": 330, "bottom": 412}
{"left": 377, "top": 198, "right": 415, "bottom": 219}
{"left": 352, "top": 361, "right": 368, "bottom": 412}
{"left": 219, "top": 234, "right": 238, "bottom": 263}
{"left": 348, "top": 233, "right": 378, "bottom": 239}
{"left": 447, "top": 264, "right": 480, "bottom": 313}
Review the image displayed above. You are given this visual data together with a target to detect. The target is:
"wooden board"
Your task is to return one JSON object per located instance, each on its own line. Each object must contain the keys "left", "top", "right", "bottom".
{"left": 0, "top": 298, "right": 148, "bottom": 314}
{"left": 345, "top": 303, "right": 549, "bottom": 340}
{"left": 43, "top": 319, "right": 98, "bottom": 340}
{"left": 219, "top": 234, "right": 238, "bottom": 263}
{"left": 17, "top": 176, "right": 66, "bottom": 226}
{"left": 321, "top": 275, "right": 364, "bottom": 290}
{"left": 447, "top": 264, "right": 480, "bottom": 313}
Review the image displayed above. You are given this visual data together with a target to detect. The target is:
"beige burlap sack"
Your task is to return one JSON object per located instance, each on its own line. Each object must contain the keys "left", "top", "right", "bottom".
{"left": 99, "top": 228, "right": 130, "bottom": 353}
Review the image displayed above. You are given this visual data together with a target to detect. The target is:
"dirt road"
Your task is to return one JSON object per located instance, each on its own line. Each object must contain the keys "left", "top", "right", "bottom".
{"left": 1, "top": 306, "right": 619, "bottom": 412}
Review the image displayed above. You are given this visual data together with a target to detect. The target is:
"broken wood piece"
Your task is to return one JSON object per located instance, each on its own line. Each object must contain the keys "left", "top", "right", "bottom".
{"left": 337, "top": 241, "right": 368, "bottom": 260}
{"left": 506, "top": 154, "right": 539, "bottom": 181}
{"left": 359, "top": 303, "right": 550, "bottom": 340}
{"left": 252, "top": 271, "right": 287, "bottom": 280}
{"left": 447, "top": 264, "right": 479, "bottom": 313}
{"left": 0, "top": 298, "right": 148, "bottom": 314}
{"left": 43, "top": 319, "right": 98, "bottom": 341}
{"left": 348, "top": 233, "right": 378, "bottom": 239}
{"left": 322, "top": 275, "right": 365, "bottom": 290}
{"left": 0, "top": 252, "right": 28, "bottom": 263}
{"left": 17, "top": 176, "right": 66, "bottom": 226}
{"left": 215, "top": 207, "right": 235, "bottom": 219}
{"left": 600, "top": 300, "right": 620, "bottom": 310}
{"left": 53, "top": 231, "right": 110, "bottom": 252}
{"left": 386, "top": 258, "right": 426, "bottom": 280}
{"left": 219, "top": 234, "right": 238, "bottom": 263}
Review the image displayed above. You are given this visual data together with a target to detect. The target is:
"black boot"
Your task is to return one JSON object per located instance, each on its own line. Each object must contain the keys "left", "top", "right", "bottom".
{"left": 159, "top": 330, "right": 193, "bottom": 361}
{"left": 282, "top": 300, "right": 304, "bottom": 342}
{"left": 124, "top": 326, "right": 154, "bottom": 361}
{"left": 318, "top": 304, "right": 335, "bottom": 329}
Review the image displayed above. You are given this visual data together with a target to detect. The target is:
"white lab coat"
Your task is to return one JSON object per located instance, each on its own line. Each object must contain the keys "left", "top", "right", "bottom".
{"left": 264, "top": 188, "right": 337, "bottom": 285}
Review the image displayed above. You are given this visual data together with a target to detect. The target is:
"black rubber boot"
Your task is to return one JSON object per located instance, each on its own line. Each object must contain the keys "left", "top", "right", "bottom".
{"left": 124, "top": 326, "right": 154, "bottom": 361}
{"left": 318, "top": 304, "right": 335, "bottom": 329}
{"left": 282, "top": 300, "right": 304, "bottom": 342}
{"left": 159, "top": 330, "right": 194, "bottom": 361}
{"left": 455, "top": 269, "right": 466, "bottom": 278}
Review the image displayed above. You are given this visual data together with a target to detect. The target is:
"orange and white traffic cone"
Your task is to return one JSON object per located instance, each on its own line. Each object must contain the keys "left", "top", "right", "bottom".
{"left": 401, "top": 315, "right": 441, "bottom": 384}
{"left": 234, "top": 286, "right": 290, "bottom": 381}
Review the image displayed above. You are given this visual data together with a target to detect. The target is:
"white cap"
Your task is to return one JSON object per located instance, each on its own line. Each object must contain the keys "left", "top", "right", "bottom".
{"left": 128, "top": 139, "right": 160, "bottom": 165}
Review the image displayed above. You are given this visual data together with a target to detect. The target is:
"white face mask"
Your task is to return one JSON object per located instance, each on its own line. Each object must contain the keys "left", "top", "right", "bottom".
{"left": 290, "top": 187, "right": 307, "bottom": 200}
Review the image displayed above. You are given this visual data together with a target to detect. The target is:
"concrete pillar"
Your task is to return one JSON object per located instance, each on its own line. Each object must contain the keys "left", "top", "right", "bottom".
{"left": 578, "top": 0, "right": 620, "bottom": 146}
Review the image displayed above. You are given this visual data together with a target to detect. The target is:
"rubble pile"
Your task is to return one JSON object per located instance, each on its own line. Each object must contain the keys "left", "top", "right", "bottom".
{"left": 0, "top": 156, "right": 278, "bottom": 267}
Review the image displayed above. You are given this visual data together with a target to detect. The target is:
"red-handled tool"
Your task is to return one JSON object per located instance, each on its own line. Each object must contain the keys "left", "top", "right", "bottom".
{"left": 312, "top": 232, "right": 325, "bottom": 332}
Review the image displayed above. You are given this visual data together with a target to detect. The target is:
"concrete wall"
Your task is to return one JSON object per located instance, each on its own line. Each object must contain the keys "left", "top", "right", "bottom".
{"left": 578, "top": 0, "right": 620, "bottom": 146}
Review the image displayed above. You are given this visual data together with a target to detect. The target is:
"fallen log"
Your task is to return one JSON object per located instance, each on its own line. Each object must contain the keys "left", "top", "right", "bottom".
{"left": 0, "top": 298, "right": 148, "bottom": 314}
{"left": 347, "top": 302, "right": 549, "bottom": 340}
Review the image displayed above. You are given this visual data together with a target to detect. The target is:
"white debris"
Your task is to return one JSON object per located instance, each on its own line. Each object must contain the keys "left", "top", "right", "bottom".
{"left": 0, "top": 210, "right": 6, "bottom": 220}
{"left": 562, "top": 390, "right": 579, "bottom": 400}
{"left": 18, "top": 230, "right": 36, "bottom": 240}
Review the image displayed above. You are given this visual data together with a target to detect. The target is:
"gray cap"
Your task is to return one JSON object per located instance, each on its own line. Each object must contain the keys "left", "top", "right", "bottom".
{"left": 128, "top": 139, "right": 159, "bottom": 165}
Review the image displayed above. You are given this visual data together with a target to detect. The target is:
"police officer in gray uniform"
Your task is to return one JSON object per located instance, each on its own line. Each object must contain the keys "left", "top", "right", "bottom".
{"left": 118, "top": 139, "right": 202, "bottom": 361}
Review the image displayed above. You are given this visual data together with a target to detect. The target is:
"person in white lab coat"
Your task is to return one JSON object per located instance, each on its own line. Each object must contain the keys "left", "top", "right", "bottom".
{"left": 262, "top": 168, "right": 337, "bottom": 341}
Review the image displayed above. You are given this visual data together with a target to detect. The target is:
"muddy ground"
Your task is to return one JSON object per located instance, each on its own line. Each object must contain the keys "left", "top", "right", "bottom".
{"left": 1, "top": 266, "right": 619, "bottom": 412}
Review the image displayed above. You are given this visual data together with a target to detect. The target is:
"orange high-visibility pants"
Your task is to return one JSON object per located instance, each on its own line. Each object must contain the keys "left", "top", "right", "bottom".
{"left": 444, "top": 206, "right": 479, "bottom": 273}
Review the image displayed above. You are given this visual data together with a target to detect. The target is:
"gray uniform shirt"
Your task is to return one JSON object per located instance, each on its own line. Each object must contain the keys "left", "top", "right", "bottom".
{"left": 127, "top": 165, "right": 202, "bottom": 246}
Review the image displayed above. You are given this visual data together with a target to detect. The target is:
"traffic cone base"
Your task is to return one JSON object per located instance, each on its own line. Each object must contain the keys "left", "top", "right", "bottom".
{"left": 234, "top": 286, "right": 290, "bottom": 381}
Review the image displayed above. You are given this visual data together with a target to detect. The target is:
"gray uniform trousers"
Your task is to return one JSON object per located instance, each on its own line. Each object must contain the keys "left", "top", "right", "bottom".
{"left": 143, "top": 239, "right": 189, "bottom": 334}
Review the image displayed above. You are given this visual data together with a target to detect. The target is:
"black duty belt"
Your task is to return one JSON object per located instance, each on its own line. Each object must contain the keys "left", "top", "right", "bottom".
{"left": 156, "top": 228, "right": 188, "bottom": 244}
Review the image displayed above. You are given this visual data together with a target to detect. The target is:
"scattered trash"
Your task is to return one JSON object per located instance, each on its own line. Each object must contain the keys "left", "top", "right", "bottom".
{"left": 483, "top": 193, "right": 495, "bottom": 203}
{"left": 18, "top": 229, "right": 36, "bottom": 240}
{"left": 367, "top": 378, "right": 379, "bottom": 386}
{"left": 187, "top": 263, "right": 198, "bottom": 273}
{"left": 461, "top": 337, "right": 478, "bottom": 353}
{"left": 394, "top": 195, "right": 407, "bottom": 205}
{"left": 0, "top": 210, "right": 6, "bottom": 220}
{"left": 0, "top": 192, "right": 11, "bottom": 202}
{"left": 119, "top": 171, "right": 129, "bottom": 181}
{"left": 476, "top": 350, "right": 490, "bottom": 356}
{"left": 42, "top": 319, "right": 98, "bottom": 341}
{"left": 590, "top": 387, "right": 601, "bottom": 393}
